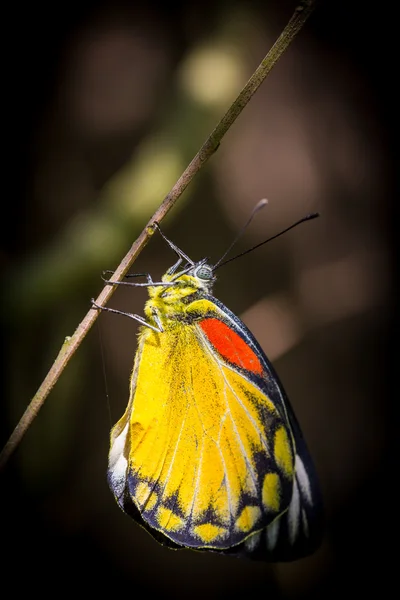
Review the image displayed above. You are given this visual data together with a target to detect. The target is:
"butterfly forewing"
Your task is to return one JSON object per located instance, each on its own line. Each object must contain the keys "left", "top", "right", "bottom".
{"left": 107, "top": 264, "right": 322, "bottom": 560}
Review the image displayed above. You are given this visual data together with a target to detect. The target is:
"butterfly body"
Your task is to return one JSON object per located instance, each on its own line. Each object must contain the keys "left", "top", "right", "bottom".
{"left": 107, "top": 260, "right": 322, "bottom": 560}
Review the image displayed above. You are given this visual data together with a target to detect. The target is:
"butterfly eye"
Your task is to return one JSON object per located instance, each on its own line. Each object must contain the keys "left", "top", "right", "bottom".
{"left": 196, "top": 266, "right": 213, "bottom": 281}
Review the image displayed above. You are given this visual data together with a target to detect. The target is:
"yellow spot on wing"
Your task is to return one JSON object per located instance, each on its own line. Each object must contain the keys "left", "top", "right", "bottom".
{"left": 262, "top": 473, "right": 281, "bottom": 512}
{"left": 194, "top": 523, "right": 226, "bottom": 543}
{"left": 235, "top": 506, "right": 261, "bottom": 532}
{"left": 274, "top": 427, "right": 294, "bottom": 476}
{"left": 145, "top": 494, "right": 158, "bottom": 511}
{"left": 157, "top": 507, "right": 184, "bottom": 531}
{"left": 136, "top": 482, "right": 152, "bottom": 504}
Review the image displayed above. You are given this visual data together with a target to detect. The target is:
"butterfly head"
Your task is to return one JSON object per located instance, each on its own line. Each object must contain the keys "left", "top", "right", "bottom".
{"left": 189, "top": 261, "right": 215, "bottom": 285}
{"left": 161, "top": 258, "right": 216, "bottom": 296}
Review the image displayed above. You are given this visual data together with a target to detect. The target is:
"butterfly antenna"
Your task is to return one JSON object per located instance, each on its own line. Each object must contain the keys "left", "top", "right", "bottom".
{"left": 214, "top": 212, "right": 320, "bottom": 270}
{"left": 213, "top": 199, "right": 268, "bottom": 269}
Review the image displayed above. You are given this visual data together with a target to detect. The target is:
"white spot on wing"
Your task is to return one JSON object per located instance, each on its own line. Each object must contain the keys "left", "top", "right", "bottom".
{"left": 245, "top": 531, "right": 262, "bottom": 553}
{"left": 108, "top": 421, "right": 129, "bottom": 499}
{"left": 288, "top": 479, "right": 300, "bottom": 545}
{"left": 266, "top": 518, "right": 280, "bottom": 551}
{"left": 295, "top": 454, "right": 312, "bottom": 504}
{"left": 302, "top": 508, "right": 309, "bottom": 537}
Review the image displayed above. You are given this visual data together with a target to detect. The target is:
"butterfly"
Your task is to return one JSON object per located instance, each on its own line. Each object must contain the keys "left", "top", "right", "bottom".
{"left": 93, "top": 212, "right": 323, "bottom": 561}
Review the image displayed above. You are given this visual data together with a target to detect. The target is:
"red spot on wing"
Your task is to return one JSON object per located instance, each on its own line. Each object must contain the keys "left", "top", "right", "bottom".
{"left": 200, "top": 318, "right": 263, "bottom": 375}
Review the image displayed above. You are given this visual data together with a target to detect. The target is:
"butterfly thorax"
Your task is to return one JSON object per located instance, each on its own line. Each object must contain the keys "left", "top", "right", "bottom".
{"left": 144, "top": 266, "right": 216, "bottom": 327}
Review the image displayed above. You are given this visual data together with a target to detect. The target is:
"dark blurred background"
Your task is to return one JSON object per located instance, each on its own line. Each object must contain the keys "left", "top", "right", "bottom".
{"left": 2, "top": 0, "right": 396, "bottom": 598}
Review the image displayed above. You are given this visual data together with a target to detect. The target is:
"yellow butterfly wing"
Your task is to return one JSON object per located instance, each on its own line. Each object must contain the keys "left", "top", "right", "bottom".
{"left": 108, "top": 298, "right": 295, "bottom": 550}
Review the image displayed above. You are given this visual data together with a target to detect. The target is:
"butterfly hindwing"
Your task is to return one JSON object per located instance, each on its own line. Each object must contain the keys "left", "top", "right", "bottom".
{"left": 108, "top": 292, "right": 321, "bottom": 560}
{"left": 109, "top": 304, "right": 293, "bottom": 549}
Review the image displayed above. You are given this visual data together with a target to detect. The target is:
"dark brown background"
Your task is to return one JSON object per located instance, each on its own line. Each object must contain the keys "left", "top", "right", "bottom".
{"left": 2, "top": 1, "right": 396, "bottom": 598}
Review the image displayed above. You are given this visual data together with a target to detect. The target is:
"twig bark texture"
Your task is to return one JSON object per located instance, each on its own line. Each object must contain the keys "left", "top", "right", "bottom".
{"left": 0, "top": 0, "right": 316, "bottom": 470}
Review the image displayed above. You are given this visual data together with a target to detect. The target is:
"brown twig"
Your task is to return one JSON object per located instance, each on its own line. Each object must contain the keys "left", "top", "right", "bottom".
{"left": 0, "top": 0, "right": 317, "bottom": 470}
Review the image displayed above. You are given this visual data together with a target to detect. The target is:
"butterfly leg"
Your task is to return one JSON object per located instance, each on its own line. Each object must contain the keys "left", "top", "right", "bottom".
{"left": 153, "top": 222, "right": 194, "bottom": 266}
{"left": 103, "top": 270, "right": 151, "bottom": 278}
{"left": 167, "top": 257, "right": 183, "bottom": 275}
{"left": 101, "top": 273, "right": 174, "bottom": 288}
{"left": 91, "top": 300, "right": 162, "bottom": 332}
{"left": 102, "top": 271, "right": 154, "bottom": 283}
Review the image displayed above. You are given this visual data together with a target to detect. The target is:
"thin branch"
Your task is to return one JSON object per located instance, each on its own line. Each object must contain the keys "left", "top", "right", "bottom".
{"left": 0, "top": 0, "right": 317, "bottom": 470}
